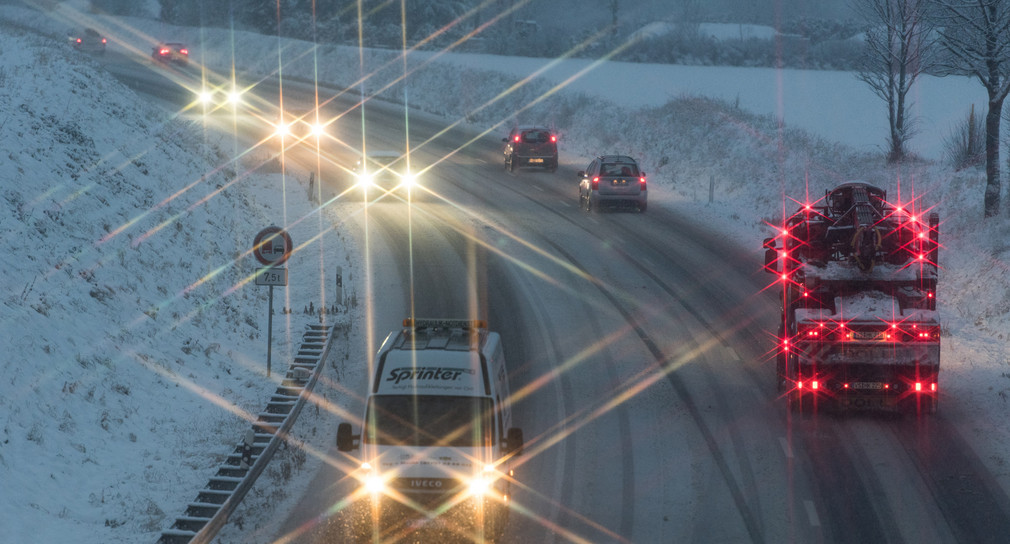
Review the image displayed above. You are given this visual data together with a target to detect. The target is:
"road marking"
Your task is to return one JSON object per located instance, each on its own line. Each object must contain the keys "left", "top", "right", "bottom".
{"left": 779, "top": 436, "right": 793, "bottom": 459}
{"left": 804, "top": 500, "right": 821, "bottom": 527}
{"left": 534, "top": 184, "right": 545, "bottom": 192}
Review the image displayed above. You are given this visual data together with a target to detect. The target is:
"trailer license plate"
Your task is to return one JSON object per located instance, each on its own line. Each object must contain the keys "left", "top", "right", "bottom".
{"left": 853, "top": 331, "right": 884, "bottom": 340}
{"left": 850, "top": 382, "right": 884, "bottom": 390}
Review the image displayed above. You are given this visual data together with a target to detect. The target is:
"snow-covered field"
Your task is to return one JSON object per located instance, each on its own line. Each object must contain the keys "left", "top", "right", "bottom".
{"left": 4, "top": 3, "right": 1010, "bottom": 543}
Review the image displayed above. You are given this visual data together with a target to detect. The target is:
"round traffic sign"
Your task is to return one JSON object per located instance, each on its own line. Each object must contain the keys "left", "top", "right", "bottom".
{"left": 253, "top": 226, "right": 293, "bottom": 266}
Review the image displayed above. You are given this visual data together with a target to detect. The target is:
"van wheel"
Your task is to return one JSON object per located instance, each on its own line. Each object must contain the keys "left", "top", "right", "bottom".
{"left": 507, "top": 154, "right": 515, "bottom": 172}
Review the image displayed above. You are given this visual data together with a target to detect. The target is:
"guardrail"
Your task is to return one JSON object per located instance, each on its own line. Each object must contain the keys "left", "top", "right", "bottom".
{"left": 158, "top": 322, "right": 337, "bottom": 544}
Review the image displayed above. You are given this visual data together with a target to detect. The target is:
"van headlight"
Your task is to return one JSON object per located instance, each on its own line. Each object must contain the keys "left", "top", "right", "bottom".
{"left": 357, "top": 172, "right": 374, "bottom": 187}
{"left": 401, "top": 172, "right": 416, "bottom": 187}
{"left": 361, "top": 462, "right": 386, "bottom": 494}
{"left": 466, "top": 464, "right": 498, "bottom": 497}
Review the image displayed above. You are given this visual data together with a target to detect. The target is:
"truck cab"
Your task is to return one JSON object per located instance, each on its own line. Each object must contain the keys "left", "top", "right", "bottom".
{"left": 337, "top": 318, "right": 523, "bottom": 542}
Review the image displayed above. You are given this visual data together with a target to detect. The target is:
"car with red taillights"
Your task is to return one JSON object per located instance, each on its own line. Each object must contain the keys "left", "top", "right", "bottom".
{"left": 578, "top": 155, "right": 648, "bottom": 212}
{"left": 69, "top": 28, "right": 106, "bottom": 55}
{"left": 152, "top": 42, "right": 189, "bottom": 65}
{"left": 503, "top": 125, "right": 558, "bottom": 172}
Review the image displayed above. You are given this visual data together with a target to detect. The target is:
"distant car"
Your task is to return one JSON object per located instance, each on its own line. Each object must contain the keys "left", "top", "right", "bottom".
{"left": 69, "top": 28, "right": 106, "bottom": 55}
{"left": 152, "top": 42, "right": 189, "bottom": 65}
{"left": 353, "top": 151, "right": 421, "bottom": 201}
{"left": 578, "top": 155, "right": 647, "bottom": 212}
{"left": 503, "top": 125, "right": 558, "bottom": 172}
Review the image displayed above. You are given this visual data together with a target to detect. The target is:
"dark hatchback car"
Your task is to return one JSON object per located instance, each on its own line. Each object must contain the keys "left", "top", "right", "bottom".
{"left": 503, "top": 125, "right": 558, "bottom": 172}
{"left": 70, "top": 28, "right": 106, "bottom": 55}
{"left": 152, "top": 42, "right": 189, "bottom": 65}
{"left": 578, "top": 155, "right": 648, "bottom": 212}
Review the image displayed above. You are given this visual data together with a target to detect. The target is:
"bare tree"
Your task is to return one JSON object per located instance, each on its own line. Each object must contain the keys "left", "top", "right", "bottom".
{"left": 605, "top": 0, "right": 618, "bottom": 34}
{"left": 854, "top": 0, "right": 934, "bottom": 163}
{"left": 934, "top": 0, "right": 1010, "bottom": 218}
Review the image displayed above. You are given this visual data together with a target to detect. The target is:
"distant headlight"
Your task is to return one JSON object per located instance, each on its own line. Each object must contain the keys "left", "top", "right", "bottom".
{"left": 228, "top": 91, "right": 243, "bottom": 105}
{"left": 357, "top": 172, "right": 374, "bottom": 187}
{"left": 401, "top": 172, "right": 417, "bottom": 187}
{"left": 197, "top": 90, "right": 214, "bottom": 104}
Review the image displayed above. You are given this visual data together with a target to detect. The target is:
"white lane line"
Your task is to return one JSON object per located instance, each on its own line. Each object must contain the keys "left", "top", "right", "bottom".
{"left": 804, "top": 500, "right": 821, "bottom": 527}
{"left": 779, "top": 436, "right": 793, "bottom": 459}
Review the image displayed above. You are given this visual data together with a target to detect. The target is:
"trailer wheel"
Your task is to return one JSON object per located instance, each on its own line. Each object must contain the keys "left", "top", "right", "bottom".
{"left": 776, "top": 352, "right": 789, "bottom": 393}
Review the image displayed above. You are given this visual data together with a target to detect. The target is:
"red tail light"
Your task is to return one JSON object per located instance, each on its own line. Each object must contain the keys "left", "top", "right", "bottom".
{"left": 160, "top": 48, "right": 170, "bottom": 55}
{"left": 102, "top": 38, "right": 107, "bottom": 44}
{"left": 76, "top": 38, "right": 82, "bottom": 43}
{"left": 591, "top": 176, "right": 599, "bottom": 190}
{"left": 180, "top": 49, "right": 189, "bottom": 55}
{"left": 639, "top": 176, "right": 647, "bottom": 190}
{"left": 550, "top": 135, "right": 557, "bottom": 142}
{"left": 513, "top": 135, "right": 520, "bottom": 143}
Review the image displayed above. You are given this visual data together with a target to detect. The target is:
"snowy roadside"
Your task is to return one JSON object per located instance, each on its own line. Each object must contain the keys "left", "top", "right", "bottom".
{"left": 0, "top": 14, "right": 363, "bottom": 543}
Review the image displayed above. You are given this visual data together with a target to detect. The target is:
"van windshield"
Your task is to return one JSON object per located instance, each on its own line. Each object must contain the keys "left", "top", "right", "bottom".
{"left": 364, "top": 395, "right": 494, "bottom": 447}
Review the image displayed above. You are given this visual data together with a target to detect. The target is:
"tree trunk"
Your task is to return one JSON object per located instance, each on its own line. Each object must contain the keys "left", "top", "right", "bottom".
{"left": 984, "top": 98, "right": 1003, "bottom": 217}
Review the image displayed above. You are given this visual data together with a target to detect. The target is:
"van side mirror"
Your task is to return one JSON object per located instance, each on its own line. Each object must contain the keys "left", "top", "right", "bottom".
{"left": 336, "top": 422, "right": 359, "bottom": 452}
{"left": 505, "top": 427, "right": 524, "bottom": 455}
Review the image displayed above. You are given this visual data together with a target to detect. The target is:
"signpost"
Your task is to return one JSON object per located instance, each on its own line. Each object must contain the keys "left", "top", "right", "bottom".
{"left": 253, "top": 226, "right": 292, "bottom": 377}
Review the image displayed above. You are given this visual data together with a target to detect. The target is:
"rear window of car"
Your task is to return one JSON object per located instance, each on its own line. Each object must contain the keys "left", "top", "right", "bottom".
{"left": 600, "top": 163, "right": 639, "bottom": 176}
{"left": 521, "top": 130, "right": 551, "bottom": 144}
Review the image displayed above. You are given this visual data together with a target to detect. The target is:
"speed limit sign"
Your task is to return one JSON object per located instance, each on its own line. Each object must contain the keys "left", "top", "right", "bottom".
{"left": 253, "top": 226, "right": 292, "bottom": 266}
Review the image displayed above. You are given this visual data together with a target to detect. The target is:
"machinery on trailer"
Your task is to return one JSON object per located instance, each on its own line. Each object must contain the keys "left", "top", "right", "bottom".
{"left": 763, "top": 182, "right": 940, "bottom": 413}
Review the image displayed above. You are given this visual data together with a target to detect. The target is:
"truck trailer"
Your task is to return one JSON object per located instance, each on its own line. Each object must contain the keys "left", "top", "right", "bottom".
{"left": 763, "top": 182, "right": 940, "bottom": 414}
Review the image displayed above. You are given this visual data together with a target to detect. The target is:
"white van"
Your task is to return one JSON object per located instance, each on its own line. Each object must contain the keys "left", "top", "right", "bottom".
{"left": 337, "top": 318, "right": 523, "bottom": 542}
